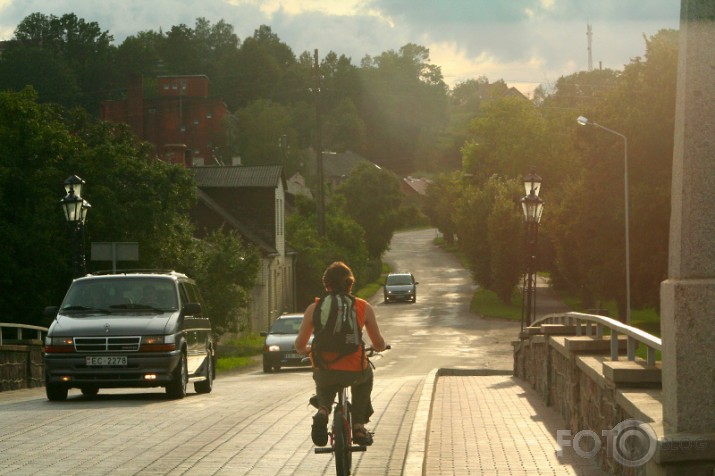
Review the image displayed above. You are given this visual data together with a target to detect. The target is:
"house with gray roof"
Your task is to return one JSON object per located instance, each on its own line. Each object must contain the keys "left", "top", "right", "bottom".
{"left": 191, "top": 165, "right": 296, "bottom": 333}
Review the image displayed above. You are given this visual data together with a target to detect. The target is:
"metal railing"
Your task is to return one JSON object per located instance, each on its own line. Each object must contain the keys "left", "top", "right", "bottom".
{"left": 529, "top": 312, "right": 661, "bottom": 366}
{"left": 0, "top": 323, "right": 48, "bottom": 346}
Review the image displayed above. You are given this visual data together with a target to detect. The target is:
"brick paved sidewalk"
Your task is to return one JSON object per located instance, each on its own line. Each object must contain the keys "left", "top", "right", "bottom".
{"left": 423, "top": 374, "right": 607, "bottom": 475}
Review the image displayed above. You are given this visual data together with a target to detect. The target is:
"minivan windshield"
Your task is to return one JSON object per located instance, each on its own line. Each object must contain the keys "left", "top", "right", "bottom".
{"left": 61, "top": 277, "right": 179, "bottom": 312}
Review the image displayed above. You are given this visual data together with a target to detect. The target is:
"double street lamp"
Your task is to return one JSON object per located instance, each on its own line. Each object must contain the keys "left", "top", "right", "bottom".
{"left": 60, "top": 175, "right": 91, "bottom": 278}
{"left": 520, "top": 168, "right": 544, "bottom": 330}
{"left": 577, "top": 116, "right": 631, "bottom": 324}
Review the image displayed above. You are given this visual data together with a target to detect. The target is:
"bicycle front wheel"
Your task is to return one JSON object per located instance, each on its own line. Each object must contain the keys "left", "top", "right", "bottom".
{"left": 333, "top": 413, "right": 351, "bottom": 476}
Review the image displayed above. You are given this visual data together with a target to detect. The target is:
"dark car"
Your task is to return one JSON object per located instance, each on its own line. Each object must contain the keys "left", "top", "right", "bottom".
{"left": 383, "top": 272, "right": 419, "bottom": 303}
{"left": 43, "top": 270, "right": 214, "bottom": 401}
{"left": 261, "top": 313, "right": 311, "bottom": 372}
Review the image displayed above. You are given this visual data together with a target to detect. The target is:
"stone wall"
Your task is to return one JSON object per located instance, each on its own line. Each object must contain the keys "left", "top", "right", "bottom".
{"left": 0, "top": 342, "right": 45, "bottom": 391}
{"left": 514, "top": 333, "right": 660, "bottom": 475}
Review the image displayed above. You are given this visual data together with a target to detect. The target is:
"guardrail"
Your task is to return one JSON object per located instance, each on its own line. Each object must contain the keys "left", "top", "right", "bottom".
{"left": 528, "top": 311, "right": 661, "bottom": 366}
{"left": 0, "top": 322, "right": 48, "bottom": 346}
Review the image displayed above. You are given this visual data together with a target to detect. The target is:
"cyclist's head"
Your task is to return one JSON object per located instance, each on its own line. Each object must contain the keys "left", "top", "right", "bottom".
{"left": 322, "top": 261, "right": 355, "bottom": 294}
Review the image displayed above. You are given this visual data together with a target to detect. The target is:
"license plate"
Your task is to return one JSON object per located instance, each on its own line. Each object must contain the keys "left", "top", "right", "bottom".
{"left": 86, "top": 356, "right": 127, "bottom": 366}
{"left": 285, "top": 353, "right": 302, "bottom": 360}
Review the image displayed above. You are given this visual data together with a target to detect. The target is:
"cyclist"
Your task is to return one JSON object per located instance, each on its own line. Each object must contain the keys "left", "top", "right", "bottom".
{"left": 295, "top": 261, "right": 387, "bottom": 447}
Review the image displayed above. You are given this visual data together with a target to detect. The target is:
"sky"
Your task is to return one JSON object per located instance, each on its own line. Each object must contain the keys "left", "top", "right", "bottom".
{"left": 0, "top": 0, "right": 681, "bottom": 97}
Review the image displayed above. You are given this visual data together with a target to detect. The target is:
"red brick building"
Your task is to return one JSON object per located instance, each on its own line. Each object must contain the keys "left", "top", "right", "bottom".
{"left": 101, "top": 75, "right": 229, "bottom": 166}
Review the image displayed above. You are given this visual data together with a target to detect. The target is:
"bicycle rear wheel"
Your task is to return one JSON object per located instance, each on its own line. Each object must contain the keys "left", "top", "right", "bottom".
{"left": 333, "top": 411, "right": 351, "bottom": 476}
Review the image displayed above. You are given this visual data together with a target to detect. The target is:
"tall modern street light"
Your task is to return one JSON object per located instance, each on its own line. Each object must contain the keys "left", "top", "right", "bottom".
{"left": 577, "top": 115, "right": 631, "bottom": 325}
{"left": 61, "top": 175, "right": 91, "bottom": 278}
{"left": 520, "top": 168, "right": 543, "bottom": 330}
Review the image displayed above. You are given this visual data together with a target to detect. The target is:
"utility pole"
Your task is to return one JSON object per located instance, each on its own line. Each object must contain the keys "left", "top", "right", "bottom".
{"left": 587, "top": 23, "right": 593, "bottom": 72}
{"left": 314, "top": 49, "right": 325, "bottom": 237}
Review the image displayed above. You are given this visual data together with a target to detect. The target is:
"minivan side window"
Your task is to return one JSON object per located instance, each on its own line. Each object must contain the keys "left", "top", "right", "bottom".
{"left": 179, "top": 283, "right": 191, "bottom": 307}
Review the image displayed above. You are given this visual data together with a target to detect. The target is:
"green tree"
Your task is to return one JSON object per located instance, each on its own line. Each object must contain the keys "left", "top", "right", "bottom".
{"left": 462, "top": 96, "right": 548, "bottom": 184}
{"left": 0, "top": 44, "right": 81, "bottom": 107}
{"left": 115, "top": 31, "right": 165, "bottom": 82}
{"left": 9, "top": 13, "right": 117, "bottom": 112}
{"left": 286, "top": 196, "right": 369, "bottom": 307}
{"left": 234, "top": 25, "right": 297, "bottom": 107}
{"left": 235, "top": 99, "right": 294, "bottom": 166}
{"left": 0, "top": 88, "right": 84, "bottom": 324}
{"left": 334, "top": 162, "right": 403, "bottom": 259}
{"left": 555, "top": 29, "right": 678, "bottom": 317}
{"left": 181, "top": 229, "right": 260, "bottom": 336}
{"left": 486, "top": 179, "right": 524, "bottom": 303}
{"left": 423, "top": 172, "right": 462, "bottom": 244}
{"left": 0, "top": 89, "right": 259, "bottom": 335}
{"left": 360, "top": 43, "right": 449, "bottom": 174}
{"left": 452, "top": 175, "right": 522, "bottom": 303}
{"left": 323, "top": 98, "right": 367, "bottom": 153}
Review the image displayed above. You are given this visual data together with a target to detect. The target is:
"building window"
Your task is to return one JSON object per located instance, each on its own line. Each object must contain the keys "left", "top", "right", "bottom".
{"left": 276, "top": 198, "right": 283, "bottom": 236}
{"left": 148, "top": 107, "right": 157, "bottom": 114}
{"left": 206, "top": 112, "right": 213, "bottom": 119}
{"left": 163, "top": 84, "right": 169, "bottom": 90}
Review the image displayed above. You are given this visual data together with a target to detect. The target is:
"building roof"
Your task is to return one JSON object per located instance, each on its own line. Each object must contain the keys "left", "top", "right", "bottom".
{"left": 192, "top": 165, "right": 285, "bottom": 188}
{"left": 195, "top": 189, "right": 277, "bottom": 255}
{"left": 402, "top": 176, "right": 432, "bottom": 196}
{"left": 316, "top": 150, "right": 373, "bottom": 179}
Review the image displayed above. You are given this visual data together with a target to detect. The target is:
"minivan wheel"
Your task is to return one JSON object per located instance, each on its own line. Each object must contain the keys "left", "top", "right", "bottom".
{"left": 166, "top": 351, "right": 188, "bottom": 399}
{"left": 46, "top": 383, "right": 68, "bottom": 401}
{"left": 194, "top": 353, "right": 213, "bottom": 394}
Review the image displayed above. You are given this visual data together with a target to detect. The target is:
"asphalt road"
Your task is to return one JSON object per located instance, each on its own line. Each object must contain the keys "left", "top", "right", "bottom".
{"left": 0, "top": 228, "right": 521, "bottom": 475}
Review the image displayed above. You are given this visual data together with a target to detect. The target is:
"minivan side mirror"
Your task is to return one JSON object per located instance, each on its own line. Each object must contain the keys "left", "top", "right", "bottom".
{"left": 183, "top": 302, "right": 202, "bottom": 315}
{"left": 44, "top": 306, "right": 58, "bottom": 318}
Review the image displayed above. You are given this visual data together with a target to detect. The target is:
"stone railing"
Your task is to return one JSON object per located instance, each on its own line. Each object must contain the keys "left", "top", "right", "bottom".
{"left": 0, "top": 323, "right": 48, "bottom": 391}
{"left": 530, "top": 312, "right": 662, "bottom": 364}
{"left": 513, "top": 312, "right": 663, "bottom": 475}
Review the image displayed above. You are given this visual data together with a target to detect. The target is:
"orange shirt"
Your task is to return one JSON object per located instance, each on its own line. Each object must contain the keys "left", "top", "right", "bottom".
{"left": 313, "top": 296, "right": 367, "bottom": 371}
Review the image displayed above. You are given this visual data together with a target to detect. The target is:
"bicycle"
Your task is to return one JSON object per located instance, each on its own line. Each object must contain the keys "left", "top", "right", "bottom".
{"left": 312, "top": 346, "right": 390, "bottom": 476}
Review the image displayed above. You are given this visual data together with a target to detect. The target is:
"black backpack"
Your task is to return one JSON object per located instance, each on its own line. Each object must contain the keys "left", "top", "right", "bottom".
{"left": 311, "top": 293, "right": 363, "bottom": 367}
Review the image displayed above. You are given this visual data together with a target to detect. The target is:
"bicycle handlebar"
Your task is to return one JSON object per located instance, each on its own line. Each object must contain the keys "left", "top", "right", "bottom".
{"left": 300, "top": 344, "right": 390, "bottom": 362}
{"left": 365, "top": 344, "right": 391, "bottom": 357}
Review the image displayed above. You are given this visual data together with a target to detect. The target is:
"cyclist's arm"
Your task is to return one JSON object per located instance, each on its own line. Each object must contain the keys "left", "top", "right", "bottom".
{"left": 295, "top": 302, "right": 316, "bottom": 355}
{"left": 363, "top": 303, "right": 387, "bottom": 352}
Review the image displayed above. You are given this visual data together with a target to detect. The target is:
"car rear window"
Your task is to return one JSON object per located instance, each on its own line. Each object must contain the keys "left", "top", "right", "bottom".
{"left": 270, "top": 317, "right": 302, "bottom": 334}
{"left": 387, "top": 275, "right": 413, "bottom": 285}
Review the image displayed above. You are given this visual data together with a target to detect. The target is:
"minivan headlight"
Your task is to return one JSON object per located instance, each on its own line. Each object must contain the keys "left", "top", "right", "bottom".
{"left": 44, "top": 337, "right": 75, "bottom": 353}
{"left": 140, "top": 335, "right": 176, "bottom": 352}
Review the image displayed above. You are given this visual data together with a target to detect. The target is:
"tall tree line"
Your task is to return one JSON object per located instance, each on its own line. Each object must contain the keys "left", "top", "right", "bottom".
{"left": 0, "top": 13, "right": 452, "bottom": 176}
{"left": 424, "top": 29, "right": 678, "bottom": 322}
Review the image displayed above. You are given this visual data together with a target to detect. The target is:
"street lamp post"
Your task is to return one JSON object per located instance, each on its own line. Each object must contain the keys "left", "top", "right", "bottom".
{"left": 61, "top": 175, "right": 91, "bottom": 278}
{"left": 577, "top": 116, "right": 631, "bottom": 325}
{"left": 520, "top": 168, "right": 544, "bottom": 331}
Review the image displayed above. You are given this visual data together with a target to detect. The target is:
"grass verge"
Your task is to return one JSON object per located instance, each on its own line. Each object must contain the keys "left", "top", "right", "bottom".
{"left": 216, "top": 333, "right": 264, "bottom": 373}
{"left": 470, "top": 287, "right": 522, "bottom": 321}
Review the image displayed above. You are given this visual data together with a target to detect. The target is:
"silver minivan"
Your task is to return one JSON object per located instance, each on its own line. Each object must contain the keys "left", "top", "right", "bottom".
{"left": 43, "top": 270, "right": 214, "bottom": 401}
